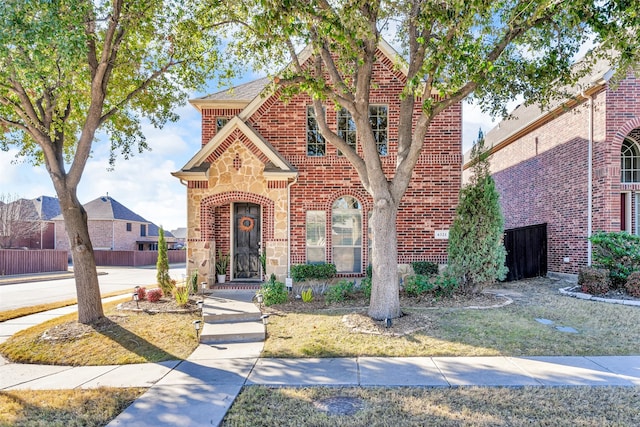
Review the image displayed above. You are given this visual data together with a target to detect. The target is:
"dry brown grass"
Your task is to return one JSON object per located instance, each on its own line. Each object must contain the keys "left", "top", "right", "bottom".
{"left": 223, "top": 386, "right": 640, "bottom": 426}
{"left": 0, "top": 299, "right": 200, "bottom": 365}
{"left": 0, "top": 290, "right": 130, "bottom": 322}
{"left": 262, "top": 278, "right": 640, "bottom": 357}
{"left": 0, "top": 388, "right": 145, "bottom": 427}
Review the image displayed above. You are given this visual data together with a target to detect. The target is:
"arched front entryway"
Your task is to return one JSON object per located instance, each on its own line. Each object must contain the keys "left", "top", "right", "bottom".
{"left": 618, "top": 125, "right": 640, "bottom": 234}
{"left": 200, "top": 192, "right": 275, "bottom": 282}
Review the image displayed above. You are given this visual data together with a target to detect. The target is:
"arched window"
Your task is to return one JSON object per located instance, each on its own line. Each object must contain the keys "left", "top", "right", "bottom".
{"left": 622, "top": 136, "right": 640, "bottom": 183}
{"left": 332, "top": 196, "right": 362, "bottom": 273}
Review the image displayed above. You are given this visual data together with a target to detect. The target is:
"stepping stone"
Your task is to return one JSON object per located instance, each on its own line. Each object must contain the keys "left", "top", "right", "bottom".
{"left": 555, "top": 326, "right": 578, "bottom": 333}
{"left": 535, "top": 318, "right": 554, "bottom": 325}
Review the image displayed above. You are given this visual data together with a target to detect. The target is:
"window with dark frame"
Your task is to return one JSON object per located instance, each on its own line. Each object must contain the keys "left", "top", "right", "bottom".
{"left": 140, "top": 224, "right": 146, "bottom": 237}
{"left": 306, "top": 106, "right": 326, "bottom": 156}
{"left": 126, "top": 222, "right": 132, "bottom": 232}
{"left": 369, "top": 105, "right": 388, "bottom": 156}
{"left": 216, "top": 117, "right": 229, "bottom": 132}
{"left": 337, "top": 108, "right": 356, "bottom": 155}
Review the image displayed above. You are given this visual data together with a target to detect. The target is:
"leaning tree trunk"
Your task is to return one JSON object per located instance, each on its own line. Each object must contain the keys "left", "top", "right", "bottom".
{"left": 367, "top": 197, "right": 401, "bottom": 320}
{"left": 58, "top": 191, "right": 104, "bottom": 324}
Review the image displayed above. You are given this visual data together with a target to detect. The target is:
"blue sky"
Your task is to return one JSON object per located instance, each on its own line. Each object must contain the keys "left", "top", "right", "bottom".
{"left": 0, "top": 76, "right": 498, "bottom": 232}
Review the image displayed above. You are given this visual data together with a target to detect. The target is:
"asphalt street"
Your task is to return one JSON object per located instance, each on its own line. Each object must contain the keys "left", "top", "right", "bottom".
{"left": 0, "top": 264, "right": 186, "bottom": 311}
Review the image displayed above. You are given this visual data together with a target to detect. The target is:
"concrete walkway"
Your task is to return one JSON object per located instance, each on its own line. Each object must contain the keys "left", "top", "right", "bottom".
{"left": 1, "top": 293, "right": 640, "bottom": 427}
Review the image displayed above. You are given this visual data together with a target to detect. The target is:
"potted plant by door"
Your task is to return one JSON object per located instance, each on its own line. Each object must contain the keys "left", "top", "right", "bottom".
{"left": 216, "top": 250, "right": 230, "bottom": 284}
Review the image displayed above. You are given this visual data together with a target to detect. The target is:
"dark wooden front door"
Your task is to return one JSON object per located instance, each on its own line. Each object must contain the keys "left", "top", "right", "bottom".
{"left": 234, "top": 203, "right": 261, "bottom": 279}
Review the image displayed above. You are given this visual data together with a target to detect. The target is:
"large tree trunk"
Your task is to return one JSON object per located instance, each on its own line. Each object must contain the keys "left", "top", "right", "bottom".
{"left": 58, "top": 190, "right": 104, "bottom": 324}
{"left": 367, "top": 196, "right": 401, "bottom": 320}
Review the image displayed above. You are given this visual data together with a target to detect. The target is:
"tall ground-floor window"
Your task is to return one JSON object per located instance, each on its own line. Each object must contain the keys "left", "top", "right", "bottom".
{"left": 306, "top": 211, "right": 326, "bottom": 263}
{"left": 332, "top": 196, "right": 362, "bottom": 273}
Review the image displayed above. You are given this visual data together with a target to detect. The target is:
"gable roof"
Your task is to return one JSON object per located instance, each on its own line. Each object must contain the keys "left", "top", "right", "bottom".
{"left": 464, "top": 55, "right": 614, "bottom": 167}
{"left": 52, "top": 195, "right": 150, "bottom": 223}
{"left": 190, "top": 77, "right": 271, "bottom": 112}
{"left": 172, "top": 116, "right": 297, "bottom": 181}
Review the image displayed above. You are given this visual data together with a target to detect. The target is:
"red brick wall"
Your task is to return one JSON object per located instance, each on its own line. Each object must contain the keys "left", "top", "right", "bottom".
{"left": 197, "top": 54, "right": 462, "bottom": 272}
{"left": 201, "top": 108, "right": 244, "bottom": 146}
{"left": 489, "top": 74, "right": 640, "bottom": 275}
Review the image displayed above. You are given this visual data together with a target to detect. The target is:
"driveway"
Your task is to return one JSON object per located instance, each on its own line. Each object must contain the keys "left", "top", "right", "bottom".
{"left": 0, "top": 264, "right": 186, "bottom": 311}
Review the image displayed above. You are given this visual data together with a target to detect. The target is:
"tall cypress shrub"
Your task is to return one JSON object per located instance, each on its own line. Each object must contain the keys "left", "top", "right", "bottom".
{"left": 156, "top": 227, "right": 172, "bottom": 296}
{"left": 448, "top": 131, "right": 508, "bottom": 294}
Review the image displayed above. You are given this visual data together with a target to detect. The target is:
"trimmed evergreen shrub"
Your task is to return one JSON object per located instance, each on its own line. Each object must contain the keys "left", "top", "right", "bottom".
{"left": 590, "top": 231, "right": 640, "bottom": 288}
{"left": 290, "top": 263, "right": 337, "bottom": 281}
{"left": 447, "top": 131, "right": 507, "bottom": 294}
{"left": 578, "top": 267, "right": 610, "bottom": 295}
{"left": 156, "top": 227, "right": 172, "bottom": 296}
{"left": 411, "top": 261, "right": 438, "bottom": 276}
{"left": 625, "top": 271, "right": 640, "bottom": 297}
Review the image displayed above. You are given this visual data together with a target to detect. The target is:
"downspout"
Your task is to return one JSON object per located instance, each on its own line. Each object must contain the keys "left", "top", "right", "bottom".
{"left": 585, "top": 93, "right": 594, "bottom": 266}
{"left": 287, "top": 176, "right": 298, "bottom": 278}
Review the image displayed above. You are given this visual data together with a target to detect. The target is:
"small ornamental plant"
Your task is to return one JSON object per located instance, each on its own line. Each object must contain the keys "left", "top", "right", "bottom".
{"left": 174, "top": 286, "right": 189, "bottom": 307}
{"left": 301, "top": 288, "right": 313, "bottom": 303}
{"left": 136, "top": 286, "right": 147, "bottom": 300}
{"left": 147, "top": 288, "right": 163, "bottom": 303}
{"left": 625, "top": 271, "right": 640, "bottom": 297}
{"left": 578, "top": 267, "right": 610, "bottom": 295}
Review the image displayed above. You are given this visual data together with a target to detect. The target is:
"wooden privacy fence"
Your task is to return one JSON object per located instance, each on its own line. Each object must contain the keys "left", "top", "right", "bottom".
{"left": 94, "top": 250, "right": 186, "bottom": 267}
{"left": 0, "top": 250, "right": 68, "bottom": 275}
{"left": 503, "top": 223, "right": 548, "bottom": 282}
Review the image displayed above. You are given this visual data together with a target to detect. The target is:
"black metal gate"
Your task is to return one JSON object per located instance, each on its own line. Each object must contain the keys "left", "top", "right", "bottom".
{"left": 503, "top": 223, "right": 547, "bottom": 281}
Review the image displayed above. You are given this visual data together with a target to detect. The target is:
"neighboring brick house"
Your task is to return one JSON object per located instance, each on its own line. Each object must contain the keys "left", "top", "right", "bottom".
{"left": 0, "top": 195, "right": 60, "bottom": 249}
{"left": 53, "top": 195, "right": 176, "bottom": 252}
{"left": 173, "top": 41, "right": 462, "bottom": 284}
{"left": 464, "top": 57, "right": 640, "bottom": 277}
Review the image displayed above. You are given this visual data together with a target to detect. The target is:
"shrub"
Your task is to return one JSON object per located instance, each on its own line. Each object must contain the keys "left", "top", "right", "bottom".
{"left": 189, "top": 271, "right": 199, "bottom": 294}
{"left": 325, "top": 280, "right": 354, "bottom": 304}
{"left": 290, "top": 263, "right": 337, "bottom": 281}
{"left": 174, "top": 286, "right": 189, "bottom": 307}
{"left": 156, "top": 227, "right": 172, "bottom": 295}
{"left": 447, "top": 132, "right": 507, "bottom": 294}
{"left": 403, "top": 274, "right": 434, "bottom": 297}
{"left": 411, "top": 261, "right": 438, "bottom": 276}
{"left": 360, "top": 277, "right": 372, "bottom": 300}
{"left": 301, "top": 288, "right": 313, "bottom": 303}
{"left": 136, "top": 287, "right": 147, "bottom": 300}
{"left": 433, "top": 271, "right": 459, "bottom": 298}
{"left": 590, "top": 231, "right": 640, "bottom": 288}
{"left": 258, "top": 278, "right": 288, "bottom": 306}
{"left": 625, "top": 271, "right": 640, "bottom": 297}
{"left": 147, "top": 288, "right": 163, "bottom": 302}
{"left": 578, "top": 267, "right": 610, "bottom": 295}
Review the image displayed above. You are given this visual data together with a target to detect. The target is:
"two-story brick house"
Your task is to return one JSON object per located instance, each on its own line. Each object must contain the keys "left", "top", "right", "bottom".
{"left": 466, "top": 57, "right": 640, "bottom": 277}
{"left": 54, "top": 195, "right": 176, "bottom": 252}
{"left": 174, "top": 41, "right": 462, "bottom": 284}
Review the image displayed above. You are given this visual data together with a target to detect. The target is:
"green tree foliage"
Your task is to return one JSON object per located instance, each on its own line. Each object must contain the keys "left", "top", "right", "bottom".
{"left": 448, "top": 132, "right": 507, "bottom": 294}
{"left": 156, "top": 227, "right": 172, "bottom": 296}
{"left": 0, "top": 0, "right": 223, "bottom": 323}
{"left": 201, "top": 0, "right": 640, "bottom": 319}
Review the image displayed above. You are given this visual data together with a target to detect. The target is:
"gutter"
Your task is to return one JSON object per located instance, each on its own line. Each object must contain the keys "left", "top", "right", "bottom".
{"left": 585, "top": 93, "right": 594, "bottom": 266}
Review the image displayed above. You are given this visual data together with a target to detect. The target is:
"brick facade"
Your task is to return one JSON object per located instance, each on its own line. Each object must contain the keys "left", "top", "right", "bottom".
{"left": 472, "top": 73, "right": 640, "bottom": 276}
{"left": 178, "top": 47, "right": 462, "bottom": 284}
{"left": 55, "top": 219, "right": 151, "bottom": 251}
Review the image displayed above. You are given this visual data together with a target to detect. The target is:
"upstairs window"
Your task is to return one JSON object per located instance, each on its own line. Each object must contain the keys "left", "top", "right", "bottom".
{"left": 307, "top": 106, "right": 326, "bottom": 156}
{"left": 216, "top": 117, "right": 229, "bottom": 132}
{"left": 622, "top": 136, "right": 640, "bottom": 183}
{"left": 126, "top": 222, "right": 132, "bottom": 232}
{"left": 140, "top": 224, "right": 146, "bottom": 237}
{"left": 337, "top": 108, "right": 356, "bottom": 155}
{"left": 369, "top": 105, "right": 388, "bottom": 156}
